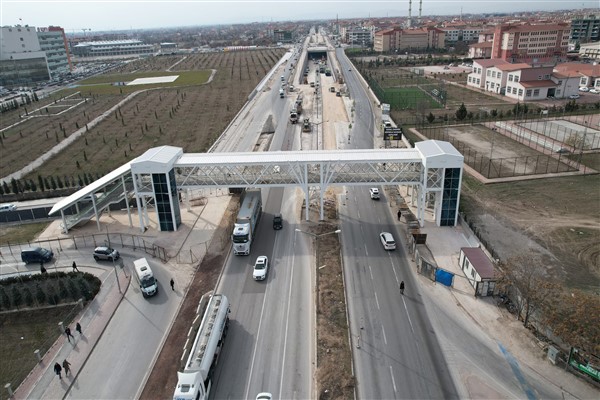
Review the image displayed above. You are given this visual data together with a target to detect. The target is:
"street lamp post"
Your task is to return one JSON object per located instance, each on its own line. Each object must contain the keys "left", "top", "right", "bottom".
{"left": 295, "top": 228, "right": 341, "bottom": 268}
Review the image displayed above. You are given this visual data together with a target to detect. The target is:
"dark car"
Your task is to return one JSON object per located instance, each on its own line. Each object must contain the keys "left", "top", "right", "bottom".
{"left": 93, "top": 246, "right": 120, "bottom": 261}
{"left": 273, "top": 213, "right": 283, "bottom": 230}
{"left": 21, "top": 247, "right": 54, "bottom": 264}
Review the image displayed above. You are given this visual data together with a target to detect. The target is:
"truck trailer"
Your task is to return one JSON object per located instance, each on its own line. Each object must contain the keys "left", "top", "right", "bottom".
{"left": 232, "top": 189, "right": 262, "bottom": 255}
{"left": 173, "top": 294, "right": 230, "bottom": 400}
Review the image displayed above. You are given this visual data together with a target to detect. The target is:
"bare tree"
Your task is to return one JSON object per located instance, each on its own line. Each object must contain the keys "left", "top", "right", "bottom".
{"left": 497, "top": 254, "right": 557, "bottom": 328}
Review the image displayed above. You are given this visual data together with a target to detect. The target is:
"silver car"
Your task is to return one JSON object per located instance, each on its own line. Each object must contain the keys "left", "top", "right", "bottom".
{"left": 93, "top": 246, "right": 120, "bottom": 261}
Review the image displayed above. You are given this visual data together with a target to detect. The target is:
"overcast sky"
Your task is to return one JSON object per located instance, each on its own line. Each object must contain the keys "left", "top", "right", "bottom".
{"left": 1, "top": 1, "right": 596, "bottom": 32}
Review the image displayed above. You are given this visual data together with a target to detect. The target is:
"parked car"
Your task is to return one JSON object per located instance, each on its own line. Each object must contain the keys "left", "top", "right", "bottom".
{"left": 21, "top": 247, "right": 54, "bottom": 263}
{"left": 569, "top": 94, "right": 580, "bottom": 99}
{"left": 579, "top": 87, "right": 589, "bottom": 92}
{"left": 379, "top": 232, "right": 396, "bottom": 250}
{"left": 589, "top": 88, "right": 600, "bottom": 94}
{"left": 256, "top": 393, "right": 272, "bottom": 400}
{"left": 93, "top": 246, "right": 120, "bottom": 261}
{"left": 369, "top": 188, "right": 380, "bottom": 200}
{"left": 253, "top": 256, "right": 269, "bottom": 280}
{"left": 0, "top": 203, "right": 17, "bottom": 212}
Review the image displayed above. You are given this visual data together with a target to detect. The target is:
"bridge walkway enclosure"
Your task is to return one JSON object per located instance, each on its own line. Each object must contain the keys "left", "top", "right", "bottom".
{"left": 50, "top": 140, "right": 463, "bottom": 233}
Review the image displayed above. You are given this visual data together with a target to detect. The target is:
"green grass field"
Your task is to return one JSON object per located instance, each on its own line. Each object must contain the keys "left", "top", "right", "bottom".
{"left": 382, "top": 87, "right": 442, "bottom": 109}
{"left": 71, "top": 70, "right": 212, "bottom": 95}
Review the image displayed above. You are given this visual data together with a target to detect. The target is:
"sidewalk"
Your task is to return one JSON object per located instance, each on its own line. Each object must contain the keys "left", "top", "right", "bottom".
{"left": 6, "top": 193, "right": 230, "bottom": 399}
{"left": 12, "top": 268, "right": 130, "bottom": 400}
{"left": 392, "top": 185, "right": 599, "bottom": 400}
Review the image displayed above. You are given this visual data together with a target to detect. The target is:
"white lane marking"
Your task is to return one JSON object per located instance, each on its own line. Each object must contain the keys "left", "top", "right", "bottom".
{"left": 364, "top": 243, "right": 369, "bottom": 258}
{"left": 374, "top": 291, "right": 380, "bottom": 310}
{"left": 369, "top": 265, "right": 374, "bottom": 281}
{"left": 403, "top": 297, "right": 415, "bottom": 334}
{"left": 381, "top": 324, "right": 387, "bottom": 345}
{"left": 278, "top": 240, "right": 297, "bottom": 399}
{"left": 244, "top": 273, "right": 270, "bottom": 400}
{"left": 389, "top": 365, "right": 397, "bottom": 393}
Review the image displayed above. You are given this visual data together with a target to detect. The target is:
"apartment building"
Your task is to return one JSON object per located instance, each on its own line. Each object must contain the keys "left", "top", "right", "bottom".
{"left": 440, "top": 23, "right": 486, "bottom": 44}
{"left": 570, "top": 14, "right": 600, "bottom": 44}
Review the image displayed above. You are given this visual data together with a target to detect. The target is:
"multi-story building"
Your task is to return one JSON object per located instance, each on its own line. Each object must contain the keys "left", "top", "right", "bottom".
{"left": 490, "top": 23, "right": 571, "bottom": 63}
{"left": 440, "top": 23, "right": 486, "bottom": 44}
{"left": 467, "top": 58, "right": 589, "bottom": 100}
{"left": 71, "top": 39, "right": 154, "bottom": 58}
{"left": 373, "top": 27, "right": 445, "bottom": 52}
{"left": 0, "top": 25, "right": 50, "bottom": 86}
{"left": 273, "top": 30, "right": 293, "bottom": 43}
{"left": 579, "top": 42, "right": 600, "bottom": 60}
{"left": 37, "top": 26, "right": 72, "bottom": 78}
{"left": 570, "top": 14, "right": 600, "bottom": 44}
{"left": 343, "top": 26, "right": 374, "bottom": 46}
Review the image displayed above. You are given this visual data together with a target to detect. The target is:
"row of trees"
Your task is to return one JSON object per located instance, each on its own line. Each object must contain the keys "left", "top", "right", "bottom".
{"left": 498, "top": 254, "right": 599, "bottom": 355}
{"left": 0, "top": 172, "right": 102, "bottom": 196}
{"left": 0, "top": 271, "right": 101, "bottom": 311}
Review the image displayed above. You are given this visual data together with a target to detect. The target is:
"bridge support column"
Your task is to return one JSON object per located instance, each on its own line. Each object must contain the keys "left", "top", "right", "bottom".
{"left": 91, "top": 194, "right": 101, "bottom": 231}
{"left": 121, "top": 175, "right": 133, "bottom": 228}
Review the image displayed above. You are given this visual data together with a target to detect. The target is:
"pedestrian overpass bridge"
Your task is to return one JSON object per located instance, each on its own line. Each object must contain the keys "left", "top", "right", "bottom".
{"left": 49, "top": 140, "right": 463, "bottom": 233}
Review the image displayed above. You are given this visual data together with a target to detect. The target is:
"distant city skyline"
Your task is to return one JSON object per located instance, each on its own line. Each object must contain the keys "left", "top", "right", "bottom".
{"left": 2, "top": 1, "right": 598, "bottom": 32}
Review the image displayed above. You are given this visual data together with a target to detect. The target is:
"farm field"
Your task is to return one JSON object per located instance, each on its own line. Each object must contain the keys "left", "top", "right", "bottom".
{"left": 0, "top": 49, "right": 285, "bottom": 181}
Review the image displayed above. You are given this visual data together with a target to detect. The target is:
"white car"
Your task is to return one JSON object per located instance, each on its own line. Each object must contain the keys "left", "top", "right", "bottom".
{"left": 253, "top": 256, "right": 269, "bottom": 281}
{"left": 380, "top": 232, "right": 396, "bottom": 250}
{"left": 256, "top": 393, "right": 272, "bottom": 400}
{"left": 589, "top": 88, "right": 600, "bottom": 94}
{"left": 569, "top": 94, "right": 580, "bottom": 99}
{"left": 369, "top": 188, "right": 380, "bottom": 200}
{"left": 578, "top": 87, "right": 589, "bottom": 92}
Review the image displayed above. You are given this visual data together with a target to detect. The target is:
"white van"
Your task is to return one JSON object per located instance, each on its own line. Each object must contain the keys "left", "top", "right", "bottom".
{"left": 133, "top": 258, "right": 158, "bottom": 297}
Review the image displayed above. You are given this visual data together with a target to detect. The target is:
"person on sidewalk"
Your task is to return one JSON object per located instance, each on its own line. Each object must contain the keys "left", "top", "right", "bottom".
{"left": 62, "top": 359, "right": 72, "bottom": 376}
{"left": 53, "top": 362, "right": 62, "bottom": 379}
{"left": 65, "top": 327, "right": 74, "bottom": 343}
{"left": 72, "top": 261, "right": 79, "bottom": 272}
{"left": 170, "top": 278, "right": 175, "bottom": 291}
{"left": 400, "top": 281, "right": 405, "bottom": 295}
{"left": 40, "top": 262, "right": 47, "bottom": 274}
{"left": 76, "top": 322, "right": 82, "bottom": 335}
{"left": 397, "top": 210, "right": 402, "bottom": 221}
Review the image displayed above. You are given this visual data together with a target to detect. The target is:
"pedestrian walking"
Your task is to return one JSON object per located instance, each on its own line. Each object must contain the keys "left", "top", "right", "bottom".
{"left": 53, "top": 362, "right": 62, "bottom": 379}
{"left": 399, "top": 281, "right": 405, "bottom": 295}
{"left": 65, "top": 327, "right": 74, "bottom": 343}
{"left": 72, "top": 261, "right": 79, "bottom": 272}
{"left": 397, "top": 210, "right": 402, "bottom": 221}
{"left": 62, "top": 359, "right": 71, "bottom": 375}
{"left": 76, "top": 322, "right": 82, "bottom": 335}
{"left": 170, "top": 278, "right": 175, "bottom": 291}
{"left": 40, "top": 262, "right": 47, "bottom": 274}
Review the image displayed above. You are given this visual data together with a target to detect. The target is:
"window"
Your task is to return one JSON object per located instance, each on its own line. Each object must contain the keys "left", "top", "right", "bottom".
{"left": 509, "top": 75, "right": 513, "bottom": 82}
{"left": 514, "top": 76, "right": 519, "bottom": 82}
{"left": 512, "top": 87, "right": 517, "bottom": 94}
{"left": 533, "top": 89, "right": 540, "bottom": 96}
{"left": 498, "top": 73, "right": 502, "bottom": 79}
{"left": 526, "top": 89, "right": 532, "bottom": 96}
{"left": 518, "top": 89, "right": 523, "bottom": 96}
{"left": 487, "top": 70, "right": 491, "bottom": 76}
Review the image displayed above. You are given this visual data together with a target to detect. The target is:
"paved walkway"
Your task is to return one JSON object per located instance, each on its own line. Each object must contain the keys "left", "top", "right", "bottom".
{"left": 5, "top": 194, "right": 230, "bottom": 400}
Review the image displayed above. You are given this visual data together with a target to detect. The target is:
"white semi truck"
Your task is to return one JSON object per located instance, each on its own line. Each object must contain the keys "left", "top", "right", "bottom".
{"left": 173, "top": 294, "right": 230, "bottom": 400}
{"left": 232, "top": 189, "right": 262, "bottom": 255}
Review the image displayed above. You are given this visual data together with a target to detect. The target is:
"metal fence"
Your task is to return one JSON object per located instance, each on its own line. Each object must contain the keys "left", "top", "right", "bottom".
{"left": 421, "top": 125, "right": 582, "bottom": 179}
{"left": 1, "top": 232, "right": 168, "bottom": 263}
